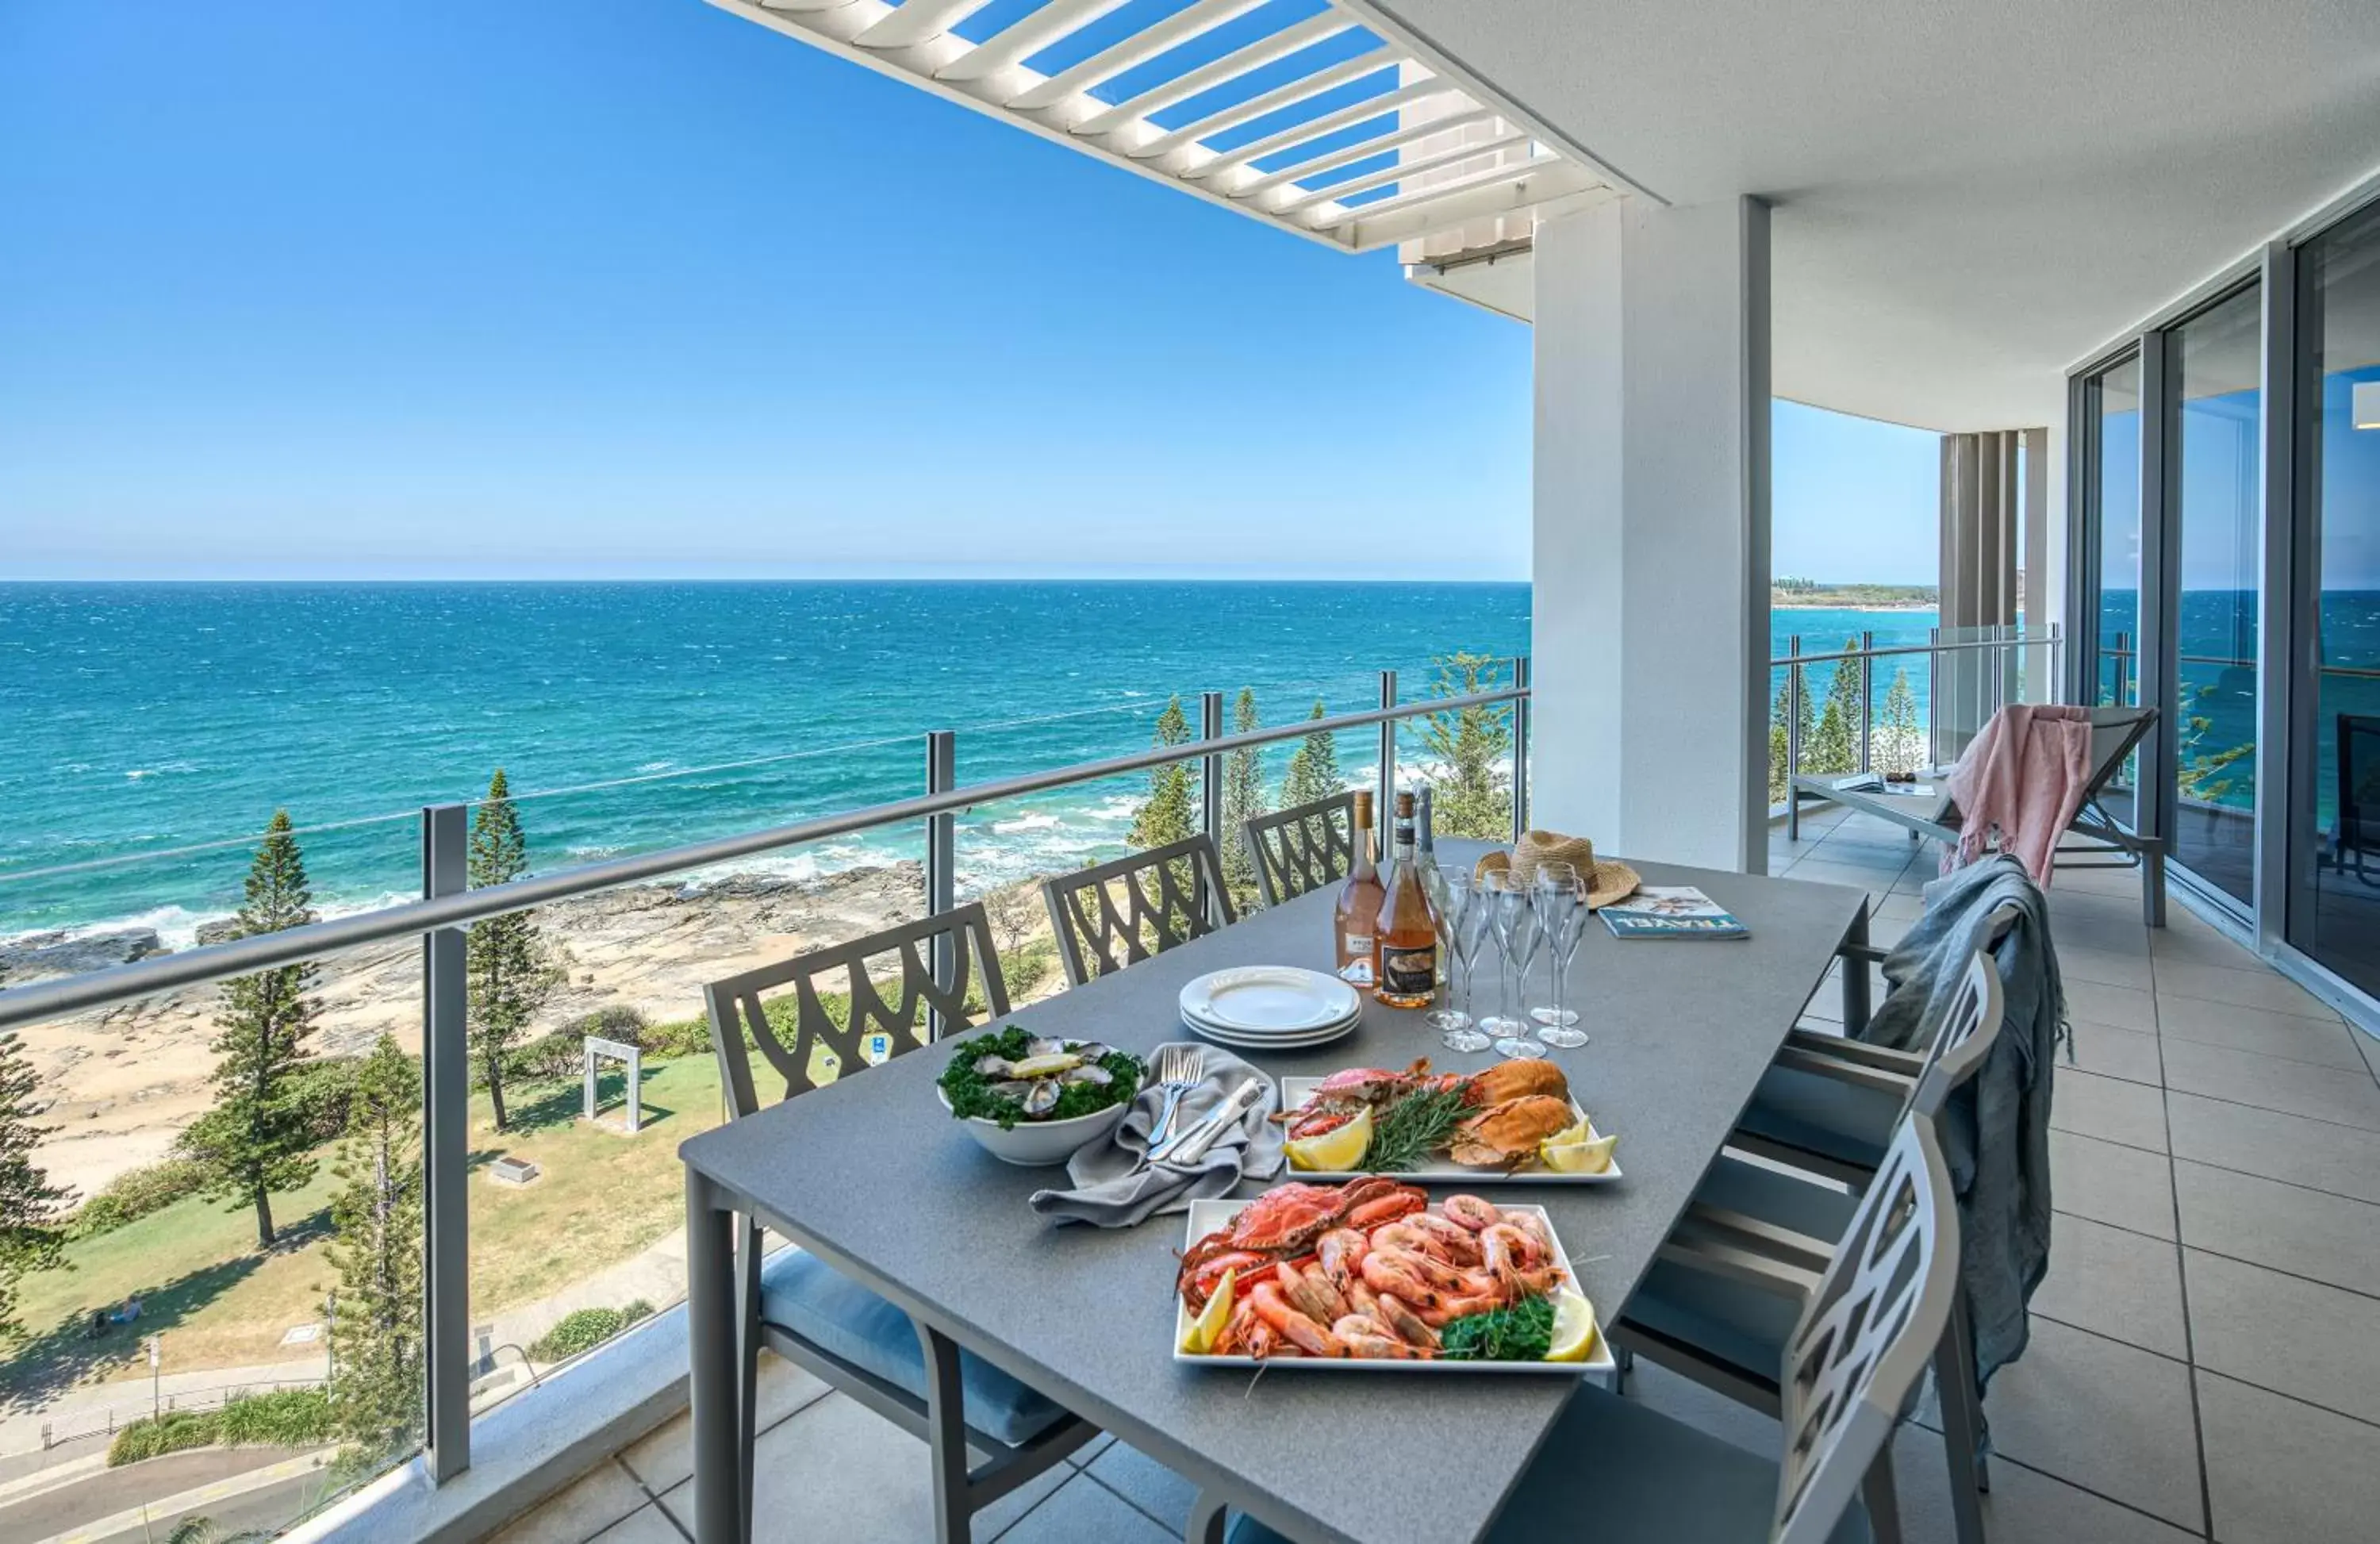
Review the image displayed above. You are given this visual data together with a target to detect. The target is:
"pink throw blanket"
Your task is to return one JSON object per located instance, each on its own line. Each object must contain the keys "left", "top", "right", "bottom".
{"left": 1943, "top": 705, "right": 2094, "bottom": 885}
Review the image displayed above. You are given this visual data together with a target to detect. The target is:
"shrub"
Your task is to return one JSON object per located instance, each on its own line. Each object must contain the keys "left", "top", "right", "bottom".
{"left": 106, "top": 1388, "right": 333, "bottom": 1468}
{"left": 286, "top": 1056, "right": 367, "bottom": 1146}
{"left": 528, "top": 1300, "right": 655, "bottom": 1362}
{"left": 639, "top": 1016, "right": 712, "bottom": 1060}
{"left": 72, "top": 1154, "right": 212, "bottom": 1239}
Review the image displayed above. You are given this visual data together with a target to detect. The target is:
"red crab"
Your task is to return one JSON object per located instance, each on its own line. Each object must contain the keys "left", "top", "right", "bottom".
{"left": 1177, "top": 1177, "right": 1427, "bottom": 1310}
{"left": 1276, "top": 1058, "right": 1460, "bottom": 1139}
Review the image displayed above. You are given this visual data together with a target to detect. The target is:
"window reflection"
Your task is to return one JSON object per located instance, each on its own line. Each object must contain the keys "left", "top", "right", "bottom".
{"left": 2094, "top": 357, "right": 2143, "bottom": 826}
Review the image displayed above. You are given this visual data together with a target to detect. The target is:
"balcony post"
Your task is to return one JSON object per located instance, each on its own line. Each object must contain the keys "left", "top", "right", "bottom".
{"left": 420, "top": 804, "right": 470, "bottom": 1483}
{"left": 1199, "top": 692, "right": 1226, "bottom": 925}
{"left": 1511, "top": 655, "right": 1531, "bottom": 843}
{"left": 1858, "top": 630, "right": 1874, "bottom": 773}
{"left": 1376, "top": 671, "right": 1397, "bottom": 852}
{"left": 923, "top": 731, "right": 956, "bottom": 1037}
{"left": 1785, "top": 636, "right": 1803, "bottom": 839}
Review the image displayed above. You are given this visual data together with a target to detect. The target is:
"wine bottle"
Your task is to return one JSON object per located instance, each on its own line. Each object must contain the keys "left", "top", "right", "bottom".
{"left": 1415, "top": 784, "right": 1449, "bottom": 987}
{"left": 1373, "top": 791, "right": 1441, "bottom": 1008}
{"left": 1334, "top": 790, "right": 1384, "bottom": 986}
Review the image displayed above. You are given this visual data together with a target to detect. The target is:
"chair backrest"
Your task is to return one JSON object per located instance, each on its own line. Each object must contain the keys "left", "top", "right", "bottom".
{"left": 702, "top": 904, "right": 1010, "bottom": 1119}
{"left": 1906, "top": 906, "right": 2017, "bottom": 1120}
{"left": 1772, "top": 1116, "right": 1960, "bottom": 1544}
{"left": 1042, "top": 833, "right": 1234, "bottom": 987}
{"left": 2080, "top": 705, "right": 2156, "bottom": 797}
{"left": 1242, "top": 793, "right": 1357, "bottom": 908}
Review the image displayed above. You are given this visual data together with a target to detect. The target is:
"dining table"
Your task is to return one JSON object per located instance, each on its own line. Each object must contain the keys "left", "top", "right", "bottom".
{"left": 678, "top": 840, "right": 1872, "bottom": 1544}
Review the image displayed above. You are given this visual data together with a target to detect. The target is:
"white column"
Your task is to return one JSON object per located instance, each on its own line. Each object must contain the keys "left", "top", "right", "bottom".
{"left": 1530, "top": 196, "right": 1772, "bottom": 874}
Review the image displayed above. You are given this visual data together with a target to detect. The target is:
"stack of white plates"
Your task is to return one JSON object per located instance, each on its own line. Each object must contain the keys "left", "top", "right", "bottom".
{"left": 1178, "top": 966, "right": 1362, "bottom": 1050}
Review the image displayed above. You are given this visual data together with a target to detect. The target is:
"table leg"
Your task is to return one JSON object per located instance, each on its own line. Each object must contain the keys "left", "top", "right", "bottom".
{"left": 916, "top": 1323, "right": 972, "bottom": 1544}
{"left": 687, "top": 1170, "right": 744, "bottom": 1544}
{"left": 1185, "top": 1488, "right": 1230, "bottom": 1544}
{"left": 1841, "top": 902, "right": 1872, "bottom": 1033}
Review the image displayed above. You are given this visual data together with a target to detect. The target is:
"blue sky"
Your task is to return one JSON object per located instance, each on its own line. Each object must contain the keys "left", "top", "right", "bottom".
{"left": 0, "top": 0, "right": 1941, "bottom": 582}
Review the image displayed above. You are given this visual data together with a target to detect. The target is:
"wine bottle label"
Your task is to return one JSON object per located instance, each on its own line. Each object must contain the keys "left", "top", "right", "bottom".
{"left": 1339, "top": 937, "right": 1375, "bottom": 985}
{"left": 1380, "top": 944, "right": 1437, "bottom": 998}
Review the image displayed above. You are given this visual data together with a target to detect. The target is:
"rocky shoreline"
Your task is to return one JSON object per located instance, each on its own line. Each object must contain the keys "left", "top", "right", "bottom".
{"left": 11, "top": 861, "right": 948, "bottom": 1200}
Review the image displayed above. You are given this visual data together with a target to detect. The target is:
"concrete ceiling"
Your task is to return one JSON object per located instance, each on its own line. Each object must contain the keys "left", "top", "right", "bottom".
{"left": 1368, "top": 0, "right": 2380, "bottom": 432}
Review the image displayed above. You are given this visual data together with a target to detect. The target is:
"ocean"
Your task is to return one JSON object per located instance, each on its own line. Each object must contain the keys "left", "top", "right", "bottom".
{"left": 0, "top": 583, "right": 1940, "bottom": 943}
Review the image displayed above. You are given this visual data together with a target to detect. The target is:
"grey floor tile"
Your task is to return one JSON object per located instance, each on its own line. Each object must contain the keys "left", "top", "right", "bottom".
{"left": 1626, "top": 1358, "right": 1778, "bottom": 1458}
{"left": 2052, "top": 1129, "right": 2178, "bottom": 1240}
{"left": 2185, "top": 1248, "right": 2380, "bottom": 1426}
{"left": 492, "top": 1459, "right": 651, "bottom": 1544}
{"left": 2167, "top": 1089, "right": 2380, "bottom": 1205}
{"left": 2053, "top": 889, "right": 2166, "bottom": 930}
{"left": 1887, "top": 1425, "right": 2201, "bottom": 1544}
{"left": 1065, "top": 1433, "right": 1117, "bottom": 1469}
{"left": 619, "top": 1358, "right": 830, "bottom": 1493}
{"left": 1085, "top": 1442, "right": 1200, "bottom": 1534}
{"left": 2029, "top": 1212, "right": 2189, "bottom": 1359}
{"left": 2154, "top": 958, "right": 2341, "bottom": 1021}
{"left": 2052, "top": 1070, "right": 2171, "bottom": 1154}
{"left": 2066, "top": 977, "right": 2158, "bottom": 1031}
{"left": 2153, "top": 995, "right": 2374, "bottom": 1071}
{"left": 2147, "top": 924, "right": 2265, "bottom": 971}
{"left": 2052, "top": 915, "right": 2155, "bottom": 958}
{"left": 591, "top": 1505, "right": 689, "bottom": 1544}
{"left": 2196, "top": 1370, "right": 2380, "bottom": 1544}
{"left": 1871, "top": 892, "right": 1925, "bottom": 922}
{"left": 2060, "top": 945, "right": 2156, "bottom": 991}
{"left": 1783, "top": 860, "right": 1900, "bottom": 898}
{"left": 2160, "top": 1039, "right": 2380, "bottom": 1131}
{"left": 1978, "top": 1318, "right": 2205, "bottom": 1532}
{"left": 2063, "top": 1021, "right": 2164, "bottom": 1088}
{"left": 2175, "top": 1158, "right": 2380, "bottom": 1296}
{"left": 994, "top": 1472, "right": 1177, "bottom": 1544}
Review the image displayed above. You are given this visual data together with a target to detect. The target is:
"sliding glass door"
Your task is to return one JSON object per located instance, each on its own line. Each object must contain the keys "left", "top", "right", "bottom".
{"left": 2085, "top": 355, "right": 2144, "bottom": 827}
{"left": 2289, "top": 202, "right": 2380, "bottom": 996}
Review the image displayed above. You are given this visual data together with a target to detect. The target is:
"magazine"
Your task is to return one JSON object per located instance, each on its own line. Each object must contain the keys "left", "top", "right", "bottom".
{"left": 1600, "top": 886, "right": 1749, "bottom": 940}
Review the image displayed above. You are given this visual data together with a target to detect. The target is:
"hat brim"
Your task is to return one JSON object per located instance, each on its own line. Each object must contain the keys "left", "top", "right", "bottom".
{"left": 1585, "top": 861, "right": 1641, "bottom": 910}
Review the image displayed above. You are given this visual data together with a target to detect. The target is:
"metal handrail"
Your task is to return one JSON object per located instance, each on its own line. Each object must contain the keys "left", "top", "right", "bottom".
{"left": 1767, "top": 632, "right": 2059, "bottom": 670}
{"left": 2098, "top": 643, "right": 2380, "bottom": 683}
{"left": 0, "top": 685, "right": 1525, "bottom": 1031}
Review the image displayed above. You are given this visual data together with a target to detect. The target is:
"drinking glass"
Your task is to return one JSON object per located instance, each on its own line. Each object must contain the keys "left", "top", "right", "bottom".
{"left": 1486, "top": 873, "right": 1547, "bottom": 1059}
{"left": 1531, "top": 866, "right": 1591, "bottom": 1049}
{"left": 1429, "top": 873, "right": 1491, "bottom": 1053}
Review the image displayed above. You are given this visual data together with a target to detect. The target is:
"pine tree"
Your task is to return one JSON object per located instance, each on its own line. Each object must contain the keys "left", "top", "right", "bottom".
{"left": 1877, "top": 668, "right": 1924, "bottom": 774}
{"left": 1768, "top": 677, "right": 1792, "bottom": 805}
{"left": 1219, "top": 689, "right": 1267, "bottom": 912}
{"left": 1280, "top": 700, "right": 1343, "bottom": 808}
{"left": 467, "top": 770, "right": 557, "bottom": 1133}
{"left": 323, "top": 1034, "right": 423, "bottom": 1455}
{"left": 1127, "top": 698, "right": 1198, "bottom": 851}
{"left": 1423, "top": 653, "right": 1513, "bottom": 839}
{"left": 0, "top": 996, "right": 68, "bottom": 1341}
{"left": 1803, "top": 639, "right": 1865, "bottom": 775}
{"left": 183, "top": 811, "right": 321, "bottom": 1249}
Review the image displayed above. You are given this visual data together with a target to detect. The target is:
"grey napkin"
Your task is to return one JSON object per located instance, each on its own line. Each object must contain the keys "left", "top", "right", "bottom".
{"left": 1028, "top": 1042, "right": 1282, "bottom": 1228}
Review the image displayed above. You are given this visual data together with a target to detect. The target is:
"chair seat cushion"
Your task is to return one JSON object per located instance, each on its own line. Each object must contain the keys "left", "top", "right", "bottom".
{"left": 1230, "top": 1383, "right": 1871, "bottom": 1544}
{"left": 760, "top": 1249, "right": 1068, "bottom": 1446}
{"left": 1735, "top": 1061, "right": 1902, "bottom": 1172}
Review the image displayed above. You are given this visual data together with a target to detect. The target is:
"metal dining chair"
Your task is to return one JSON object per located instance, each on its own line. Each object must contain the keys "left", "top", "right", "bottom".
{"left": 701, "top": 905, "right": 1096, "bottom": 1543}
{"left": 1041, "top": 832, "right": 1235, "bottom": 986}
{"left": 1241, "top": 792, "right": 1357, "bottom": 907}
{"left": 1613, "top": 931, "right": 2013, "bottom": 1544}
{"left": 1233, "top": 1114, "right": 1961, "bottom": 1544}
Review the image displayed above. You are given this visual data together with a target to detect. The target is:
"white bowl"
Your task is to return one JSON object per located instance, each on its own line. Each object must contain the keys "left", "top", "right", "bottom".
{"left": 937, "top": 1085, "right": 1135, "bottom": 1167}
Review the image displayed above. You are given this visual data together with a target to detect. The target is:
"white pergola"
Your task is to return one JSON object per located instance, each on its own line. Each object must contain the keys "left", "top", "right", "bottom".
{"left": 704, "top": 0, "right": 1618, "bottom": 255}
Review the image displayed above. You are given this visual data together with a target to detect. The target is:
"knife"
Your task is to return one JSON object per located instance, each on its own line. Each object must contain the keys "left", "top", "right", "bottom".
{"left": 1151, "top": 1077, "right": 1265, "bottom": 1168}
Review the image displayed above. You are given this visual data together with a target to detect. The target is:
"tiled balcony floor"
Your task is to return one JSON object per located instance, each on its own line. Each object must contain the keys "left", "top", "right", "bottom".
{"left": 497, "top": 808, "right": 2380, "bottom": 1544}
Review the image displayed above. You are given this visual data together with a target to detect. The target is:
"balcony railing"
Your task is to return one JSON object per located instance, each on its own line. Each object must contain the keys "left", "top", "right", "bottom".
{"left": 0, "top": 662, "right": 1530, "bottom": 1517}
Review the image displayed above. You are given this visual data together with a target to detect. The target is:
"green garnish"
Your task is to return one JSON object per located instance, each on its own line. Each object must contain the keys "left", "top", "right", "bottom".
{"left": 937, "top": 1027, "right": 1143, "bottom": 1131}
{"left": 1359, "top": 1085, "right": 1471, "bottom": 1172}
{"left": 1438, "top": 1294, "right": 1556, "bottom": 1362}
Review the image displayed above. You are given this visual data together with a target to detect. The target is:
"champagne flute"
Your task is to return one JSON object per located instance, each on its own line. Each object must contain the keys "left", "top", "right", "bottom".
{"left": 1487, "top": 873, "right": 1547, "bottom": 1059}
{"left": 1531, "top": 865, "right": 1591, "bottom": 1049}
{"left": 1429, "top": 873, "right": 1491, "bottom": 1053}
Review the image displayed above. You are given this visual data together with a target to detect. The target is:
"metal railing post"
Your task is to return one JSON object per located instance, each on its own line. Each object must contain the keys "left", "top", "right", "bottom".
{"left": 1785, "top": 636, "right": 1803, "bottom": 839}
{"left": 923, "top": 732, "right": 956, "bottom": 1037}
{"left": 1376, "top": 671, "right": 1398, "bottom": 851}
{"left": 420, "top": 804, "right": 470, "bottom": 1484}
{"left": 1510, "top": 655, "right": 1531, "bottom": 842}
{"left": 1199, "top": 692, "right": 1226, "bottom": 924}
{"left": 1857, "top": 629, "right": 1874, "bottom": 773}
{"left": 1927, "top": 624, "right": 1942, "bottom": 767}
{"left": 2113, "top": 630, "right": 2132, "bottom": 707}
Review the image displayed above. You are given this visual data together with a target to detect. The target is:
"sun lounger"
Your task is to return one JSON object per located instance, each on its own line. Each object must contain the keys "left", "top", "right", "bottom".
{"left": 1788, "top": 705, "right": 2164, "bottom": 926}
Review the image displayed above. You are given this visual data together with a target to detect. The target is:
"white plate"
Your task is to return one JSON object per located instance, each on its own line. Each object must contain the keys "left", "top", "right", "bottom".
{"left": 1179, "top": 967, "right": 1361, "bottom": 1035}
{"left": 1180, "top": 1013, "right": 1360, "bottom": 1051}
{"left": 1171, "top": 1195, "right": 1614, "bottom": 1374}
{"left": 1274, "top": 1077, "right": 1623, "bottom": 1185}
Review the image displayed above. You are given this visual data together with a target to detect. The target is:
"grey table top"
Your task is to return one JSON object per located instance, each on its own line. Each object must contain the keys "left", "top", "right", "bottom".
{"left": 679, "top": 845, "right": 1868, "bottom": 1544}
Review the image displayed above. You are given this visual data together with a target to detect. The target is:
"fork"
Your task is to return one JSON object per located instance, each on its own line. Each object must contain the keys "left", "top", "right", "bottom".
{"left": 1144, "top": 1044, "right": 1204, "bottom": 1152}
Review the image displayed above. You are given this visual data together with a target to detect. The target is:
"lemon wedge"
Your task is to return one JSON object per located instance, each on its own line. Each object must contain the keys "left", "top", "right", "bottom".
{"left": 1545, "top": 1289, "right": 1599, "bottom": 1363}
{"left": 1009, "top": 1052, "right": 1083, "bottom": 1078}
{"left": 1180, "top": 1269, "right": 1236, "bottom": 1356}
{"left": 1541, "top": 1129, "right": 1618, "bottom": 1174}
{"left": 1545, "top": 1118, "right": 1591, "bottom": 1148}
{"left": 1283, "top": 1106, "right": 1373, "bottom": 1173}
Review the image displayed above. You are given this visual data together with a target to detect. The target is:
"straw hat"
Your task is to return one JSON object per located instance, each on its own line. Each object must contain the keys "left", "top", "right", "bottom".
{"left": 1482, "top": 831, "right": 1641, "bottom": 909}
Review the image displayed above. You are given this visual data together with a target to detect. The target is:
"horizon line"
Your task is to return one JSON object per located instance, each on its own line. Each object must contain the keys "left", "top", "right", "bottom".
{"left": 0, "top": 573, "right": 1940, "bottom": 587}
